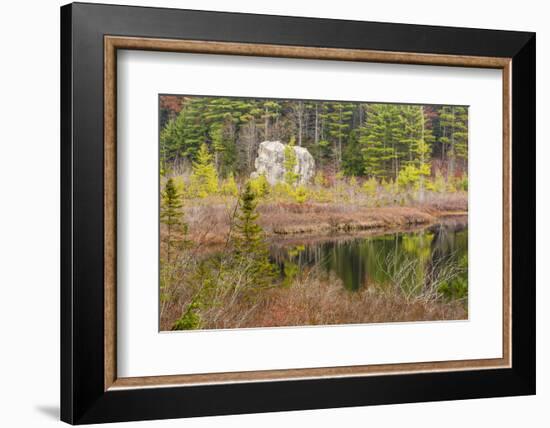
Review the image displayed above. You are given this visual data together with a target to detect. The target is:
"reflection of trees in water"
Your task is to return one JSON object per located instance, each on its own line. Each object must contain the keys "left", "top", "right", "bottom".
{"left": 270, "top": 222, "right": 468, "bottom": 299}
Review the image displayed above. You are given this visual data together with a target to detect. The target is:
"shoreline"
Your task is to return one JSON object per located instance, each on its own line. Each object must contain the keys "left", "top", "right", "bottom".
{"left": 182, "top": 200, "right": 468, "bottom": 251}
{"left": 267, "top": 206, "right": 467, "bottom": 236}
{"left": 268, "top": 214, "right": 467, "bottom": 248}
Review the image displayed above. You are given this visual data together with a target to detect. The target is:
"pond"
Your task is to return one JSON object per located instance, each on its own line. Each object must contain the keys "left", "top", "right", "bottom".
{"left": 270, "top": 218, "right": 468, "bottom": 299}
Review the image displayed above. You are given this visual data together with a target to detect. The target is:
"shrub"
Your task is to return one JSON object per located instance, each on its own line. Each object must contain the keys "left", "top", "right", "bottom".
{"left": 446, "top": 181, "right": 457, "bottom": 193}
{"left": 172, "top": 299, "right": 201, "bottom": 330}
{"left": 170, "top": 175, "right": 188, "bottom": 198}
{"left": 438, "top": 255, "right": 468, "bottom": 301}
{"left": 310, "top": 187, "right": 333, "bottom": 203}
{"left": 232, "top": 182, "right": 277, "bottom": 290}
{"left": 428, "top": 171, "right": 447, "bottom": 193}
{"left": 272, "top": 182, "right": 294, "bottom": 199}
{"left": 284, "top": 137, "right": 299, "bottom": 186}
{"left": 362, "top": 177, "right": 378, "bottom": 197}
{"left": 294, "top": 185, "right": 308, "bottom": 204}
{"left": 249, "top": 173, "right": 270, "bottom": 198}
{"left": 381, "top": 178, "right": 398, "bottom": 195}
{"left": 314, "top": 171, "right": 328, "bottom": 187}
{"left": 220, "top": 173, "right": 238, "bottom": 196}
{"left": 189, "top": 143, "right": 218, "bottom": 198}
{"left": 397, "top": 164, "right": 430, "bottom": 190}
{"left": 456, "top": 174, "right": 468, "bottom": 191}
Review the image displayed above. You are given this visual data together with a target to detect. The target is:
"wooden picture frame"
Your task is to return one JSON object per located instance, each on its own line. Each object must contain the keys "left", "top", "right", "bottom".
{"left": 61, "top": 2, "right": 535, "bottom": 424}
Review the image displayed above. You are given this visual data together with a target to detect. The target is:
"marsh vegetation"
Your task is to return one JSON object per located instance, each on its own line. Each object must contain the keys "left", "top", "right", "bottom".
{"left": 159, "top": 95, "right": 469, "bottom": 330}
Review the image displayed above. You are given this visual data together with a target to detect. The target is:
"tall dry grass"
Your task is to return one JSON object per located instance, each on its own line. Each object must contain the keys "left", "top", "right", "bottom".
{"left": 161, "top": 265, "right": 467, "bottom": 331}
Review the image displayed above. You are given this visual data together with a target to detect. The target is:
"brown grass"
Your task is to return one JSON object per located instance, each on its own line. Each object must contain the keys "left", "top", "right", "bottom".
{"left": 161, "top": 270, "right": 467, "bottom": 331}
{"left": 161, "top": 183, "right": 468, "bottom": 330}
{"left": 183, "top": 193, "right": 467, "bottom": 245}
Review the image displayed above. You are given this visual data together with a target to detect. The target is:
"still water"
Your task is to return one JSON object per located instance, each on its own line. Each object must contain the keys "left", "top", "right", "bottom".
{"left": 270, "top": 219, "right": 468, "bottom": 295}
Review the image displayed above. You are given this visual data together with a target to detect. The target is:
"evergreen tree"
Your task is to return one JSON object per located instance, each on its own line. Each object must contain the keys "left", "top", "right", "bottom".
{"left": 439, "top": 106, "right": 468, "bottom": 179}
{"left": 202, "top": 97, "right": 245, "bottom": 176}
{"left": 323, "top": 102, "right": 355, "bottom": 169}
{"left": 160, "top": 178, "right": 186, "bottom": 264}
{"left": 397, "top": 106, "right": 433, "bottom": 200}
{"left": 232, "top": 182, "right": 275, "bottom": 290}
{"left": 159, "top": 95, "right": 469, "bottom": 191}
{"left": 220, "top": 172, "right": 238, "bottom": 196}
{"left": 284, "top": 136, "right": 299, "bottom": 186}
{"left": 453, "top": 107, "right": 469, "bottom": 173}
{"left": 401, "top": 105, "right": 424, "bottom": 166}
{"left": 359, "top": 104, "right": 404, "bottom": 179}
{"left": 190, "top": 143, "right": 219, "bottom": 198}
{"left": 249, "top": 173, "right": 270, "bottom": 197}
{"left": 209, "top": 123, "right": 225, "bottom": 173}
{"left": 342, "top": 128, "right": 364, "bottom": 177}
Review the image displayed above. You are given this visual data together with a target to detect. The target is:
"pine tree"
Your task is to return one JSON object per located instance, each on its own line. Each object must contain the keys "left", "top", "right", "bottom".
{"left": 284, "top": 136, "right": 299, "bottom": 186}
{"left": 439, "top": 106, "right": 468, "bottom": 179}
{"left": 160, "top": 97, "right": 209, "bottom": 163}
{"left": 401, "top": 105, "right": 424, "bottom": 166}
{"left": 396, "top": 106, "right": 433, "bottom": 199}
{"left": 203, "top": 97, "right": 245, "bottom": 176}
{"left": 220, "top": 172, "right": 238, "bottom": 196}
{"left": 190, "top": 143, "right": 219, "bottom": 198}
{"left": 453, "top": 107, "right": 468, "bottom": 173}
{"left": 249, "top": 173, "right": 270, "bottom": 197}
{"left": 160, "top": 178, "right": 186, "bottom": 264}
{"left": 342, "top": 128, "right": 364, "bottom": 177}
{"left": 359, "top": 104, "right": 404, "bottom": 179}
{"left": 323, "top": 102, "right": 355, "bottom": 169}
{"left": 232, "top": 182, "right": 275, "bottom": 290}
{"left": 209, "top": 123, "right": 225, "bottom": 173}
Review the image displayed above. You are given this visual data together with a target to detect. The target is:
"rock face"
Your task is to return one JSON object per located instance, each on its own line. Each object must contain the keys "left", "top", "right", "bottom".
{"left": 251, "top": 141, "right": 315, "bottom": 185}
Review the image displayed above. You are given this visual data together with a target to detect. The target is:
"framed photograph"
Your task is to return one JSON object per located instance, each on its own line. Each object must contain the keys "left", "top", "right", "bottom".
{"left": 61, "top": 2, "right": 535, "bottom": 424}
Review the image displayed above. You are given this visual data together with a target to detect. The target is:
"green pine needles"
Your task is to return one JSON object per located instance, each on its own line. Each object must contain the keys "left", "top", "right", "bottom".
{"left": 190, "top": 143, "right": 219, "bottom": 198}
{"left": 160, "top": 177, "right": 186, "bottom": 264}
{"left": 232, "top": 182, "right": 276, "bottom": 290}
{"left": 284, "top": 136, "right": 299, "bottom": 186}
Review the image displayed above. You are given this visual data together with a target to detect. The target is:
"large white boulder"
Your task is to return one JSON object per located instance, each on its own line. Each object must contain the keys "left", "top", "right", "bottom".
{"left": 251, "top": 141, "right": 315, "bottom": 185}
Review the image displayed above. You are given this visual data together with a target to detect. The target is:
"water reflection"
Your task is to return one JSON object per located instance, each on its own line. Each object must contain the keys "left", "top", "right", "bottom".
{"left": 270, "top": 219, "right": 468, "bottom": 297}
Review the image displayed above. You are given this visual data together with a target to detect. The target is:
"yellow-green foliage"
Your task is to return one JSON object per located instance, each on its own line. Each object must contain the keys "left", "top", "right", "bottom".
{"left": 282, "top": 245, "right": 305, "bottom": 288}
{"left": 314, "top": 171, "right": 328, "bottom": 187}
{"left": 426, "top": 171, "right": 446, "bottom": 193}
{"left": 294, "top": 185, "right": 308, "bottom": 204}
{"left": 170, "top": 175, "right": 187, "bottom": 197}
{"left": 362, "top": 177, "right": 378, "bottom": 197}
{"left": 446, "top": 181, "right": 457, "bottom": 193}
{"left": 249, "top": 174, "right": 270, "bottom": 198}
{"left": 220, "top": 173, "right": 238, "bottom": 196}
{"left": 335, "top": 183, "right": 348, "bottom": 202}
{"left": 397, "top": 164, "right": 430, "bottom": 190}
{"left": 189, "top": 143, "right": 219, "bottom": 198}
{"left": 348, "top": 176, "right": 358, "bottom": 187}
{"left": 172, "top": 299, "right": 201, "bottom": 330}
{"left": 310, "top": 187, "right": 333, "bottom": 203}
{"left": 284, "top": 137, "right": 299, "bottom": 186}
{"left": 272, "top": 182, "right": 294, "bottom": 199}
{"left": 456, "top": 174, "right": 468, "bottom": 191}
{"left": 381, "top": 178, "right": 398, "bottom": 195}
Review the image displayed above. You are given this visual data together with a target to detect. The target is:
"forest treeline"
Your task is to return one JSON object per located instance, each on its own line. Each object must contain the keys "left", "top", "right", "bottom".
{"left": 160, "top": 96, "right": 468, "bottom": 183}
